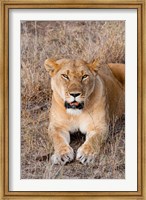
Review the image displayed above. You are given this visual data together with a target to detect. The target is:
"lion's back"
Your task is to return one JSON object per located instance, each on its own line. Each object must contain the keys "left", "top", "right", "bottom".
{"left": 99, "top": 64, "right": 125, "bottom": 120}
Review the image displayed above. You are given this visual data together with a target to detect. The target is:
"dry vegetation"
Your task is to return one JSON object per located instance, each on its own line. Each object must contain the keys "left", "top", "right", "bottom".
{"left": 21, "top": 21, "right": 125, "bottom": 179}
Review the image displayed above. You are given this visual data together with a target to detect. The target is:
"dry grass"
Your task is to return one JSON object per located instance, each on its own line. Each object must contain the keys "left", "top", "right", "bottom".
{"left": 21, "top": 21, "right": 125, "bottom": 179}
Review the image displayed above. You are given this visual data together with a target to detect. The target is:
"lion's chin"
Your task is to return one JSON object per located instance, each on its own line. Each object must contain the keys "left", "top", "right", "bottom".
{"left": 64, "top": 101, "right": 84, "bottom": 115}
{"left": 66, "top": 108, "right": 82, "bottom": 115}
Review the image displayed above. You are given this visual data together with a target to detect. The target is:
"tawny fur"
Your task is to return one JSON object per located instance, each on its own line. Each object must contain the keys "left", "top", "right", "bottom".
{"left": 44, "top": 59, "right": 125, "bottom": 165}
{"left": 108, "top": 63, "right": 125, "bottom": 88}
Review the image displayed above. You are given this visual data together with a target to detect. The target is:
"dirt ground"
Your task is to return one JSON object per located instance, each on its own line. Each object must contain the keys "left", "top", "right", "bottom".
{"left": 21, "top": 21, "right": 125, "bottom": 179}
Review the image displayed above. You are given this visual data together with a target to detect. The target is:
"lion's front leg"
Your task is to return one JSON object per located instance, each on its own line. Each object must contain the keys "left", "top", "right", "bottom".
{"left": 49, "top": 126, "right": 74, "bottom": 165}
{"left": 76, "top": 126, "right": 108, "bottom": 165}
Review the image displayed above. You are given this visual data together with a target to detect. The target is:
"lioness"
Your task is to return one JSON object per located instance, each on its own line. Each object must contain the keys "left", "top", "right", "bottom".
{"left": 44, "top": 58, "right": 125, "bottom": 165}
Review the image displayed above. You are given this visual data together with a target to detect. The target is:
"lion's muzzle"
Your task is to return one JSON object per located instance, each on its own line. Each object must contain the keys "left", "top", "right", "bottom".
{"left": 64, "top": 101, "right": 84, "bottom": 110}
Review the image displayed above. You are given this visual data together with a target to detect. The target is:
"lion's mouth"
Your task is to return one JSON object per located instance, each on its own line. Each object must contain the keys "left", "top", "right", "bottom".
{"left": 64, "top": 101, "right": 84, "bottom": 110}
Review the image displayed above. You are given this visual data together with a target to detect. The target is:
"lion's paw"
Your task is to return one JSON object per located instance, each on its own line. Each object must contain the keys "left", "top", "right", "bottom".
{"left": 76, "top": 144, "right": 97, "bottom": 165}
{"left": 51, "top": 146, "right": 74, "bottom": 165}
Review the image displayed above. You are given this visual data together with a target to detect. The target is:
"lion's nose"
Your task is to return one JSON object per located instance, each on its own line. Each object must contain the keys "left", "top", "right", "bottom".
{"left": 70, "top": 93, "right": 81, "bottom": 98}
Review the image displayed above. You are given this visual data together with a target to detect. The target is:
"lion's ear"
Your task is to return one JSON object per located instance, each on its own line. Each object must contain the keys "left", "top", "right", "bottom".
{"left": 44, "top": 58, "right": 60, "bottom": 76}
{"left": 88, "top": 59, "right": 100, "bottom": 74}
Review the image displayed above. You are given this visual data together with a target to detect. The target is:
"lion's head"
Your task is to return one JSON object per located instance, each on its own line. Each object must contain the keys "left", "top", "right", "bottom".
{"left": 44, "top": 58, "right": 99, "bottom": 115}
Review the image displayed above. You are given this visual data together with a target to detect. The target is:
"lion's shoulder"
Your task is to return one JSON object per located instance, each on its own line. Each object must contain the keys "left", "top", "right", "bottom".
{"left": 98, "top": 63, "right": 125, "bottom": 119}
{"left": 108, "top": 63, "right": 125, "bottom": 87}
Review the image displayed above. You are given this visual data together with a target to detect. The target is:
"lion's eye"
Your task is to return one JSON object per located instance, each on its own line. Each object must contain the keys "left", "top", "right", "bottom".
{"left": 82, "top": 75, "right": 89, "bottom": 80}
{"left": 61, "top": 74, "right": 69, "bottom": 80}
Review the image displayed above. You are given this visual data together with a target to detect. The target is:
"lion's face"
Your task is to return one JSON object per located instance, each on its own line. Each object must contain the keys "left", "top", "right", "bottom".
{"left": 44, "top": 59, "right": 99, "bottom": 115}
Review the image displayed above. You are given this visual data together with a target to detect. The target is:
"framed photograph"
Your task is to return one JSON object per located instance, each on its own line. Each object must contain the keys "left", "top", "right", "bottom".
{"left": 0, "top": 0, "right": 145, "bottom": 199}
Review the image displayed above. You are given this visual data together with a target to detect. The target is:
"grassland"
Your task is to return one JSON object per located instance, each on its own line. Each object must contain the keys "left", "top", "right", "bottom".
{"left": 21, "top": 21, "right": 125, "bottom": 179}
